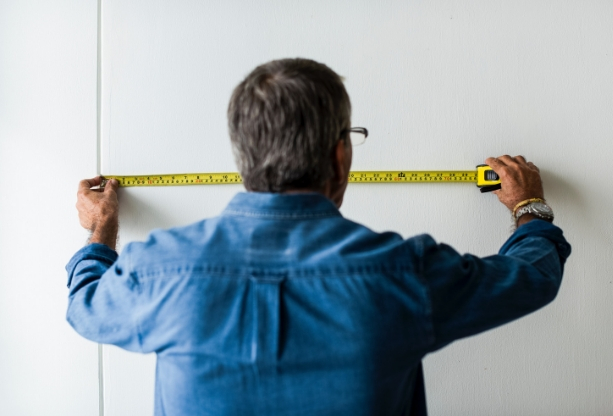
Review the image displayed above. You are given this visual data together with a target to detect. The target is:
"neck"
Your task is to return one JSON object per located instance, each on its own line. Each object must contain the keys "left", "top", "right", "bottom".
{"left": 280, "top": 181, "right": 341, "bottom": 207}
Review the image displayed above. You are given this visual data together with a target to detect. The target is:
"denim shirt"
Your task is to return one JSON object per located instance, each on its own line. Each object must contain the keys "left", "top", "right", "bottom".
{"left": 66, "top": 192, "right": 571, "bottom": 416}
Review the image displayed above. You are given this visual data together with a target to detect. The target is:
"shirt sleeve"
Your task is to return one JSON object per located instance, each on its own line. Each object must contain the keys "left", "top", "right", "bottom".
{"left": 65, "top": 243, "right": 143, "bottom": 352}
{"left": 421, "top": 219, "right": 571, "bottom": 351}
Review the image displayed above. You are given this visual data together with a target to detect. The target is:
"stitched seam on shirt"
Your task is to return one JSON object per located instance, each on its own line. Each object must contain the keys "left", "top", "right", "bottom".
{"left": 125, "top": 244, "right": 146, "bottom": 353}
{"left": 134, "top": 273, "right": 146, "bottom": 353}
{"left": 415, "top": 236, "right": 437, "bottom": 347}
{"left": 132, "top": 265, "right": 416, "bottom": 279}
{"left": 223, "top": 209, "right": 340, "bottom": 219}
{"left": 134, "top": 263, "right": 415, "bottom": 273}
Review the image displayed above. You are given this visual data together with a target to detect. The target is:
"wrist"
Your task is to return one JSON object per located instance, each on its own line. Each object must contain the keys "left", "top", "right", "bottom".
{"left": 511, "top": 197, "right": 545, "bottom": 216}
{"left": 89, "top": 217, "right": 119, "bottom": 250}
{"left": 516, "top": 213, "right": 540, "bottom": 227}
{"left": 514, "top": 201, "right": 554, "bottom": 227}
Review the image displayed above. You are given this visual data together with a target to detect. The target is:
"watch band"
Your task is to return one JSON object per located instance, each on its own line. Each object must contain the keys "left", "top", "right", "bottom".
{"left": 512, "top": 198, "right": 546, "bottom": 217}
{"left": 514, "top": 202, "right": 554, "bottom": 222}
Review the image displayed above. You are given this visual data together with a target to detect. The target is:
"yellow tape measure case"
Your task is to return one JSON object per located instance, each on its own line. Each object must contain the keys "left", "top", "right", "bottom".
{"left": 476, "top": 165, "right": 501, "bottom": 192}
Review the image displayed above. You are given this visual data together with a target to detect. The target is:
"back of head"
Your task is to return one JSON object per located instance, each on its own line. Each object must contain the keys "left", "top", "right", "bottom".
{"left": 227, "top": 58, "right": 351, "bottom": 192}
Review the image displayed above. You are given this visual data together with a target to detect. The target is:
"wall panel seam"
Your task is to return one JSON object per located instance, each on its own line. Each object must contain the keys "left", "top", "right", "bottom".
{"left": 97, "top": 0, "right": 105, "bottom": 415}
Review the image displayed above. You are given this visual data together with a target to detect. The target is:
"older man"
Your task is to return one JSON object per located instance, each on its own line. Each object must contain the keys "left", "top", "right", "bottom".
{"left": 67, "top": 58, "right": 570, "bottom": 416}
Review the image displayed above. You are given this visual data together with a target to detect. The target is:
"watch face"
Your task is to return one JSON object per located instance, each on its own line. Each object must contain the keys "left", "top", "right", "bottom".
{"left": 530, "top": 202, "right": 554, "bottom": 216}
{"left": 524, "top": 202, "right": 554, "bottom": 220}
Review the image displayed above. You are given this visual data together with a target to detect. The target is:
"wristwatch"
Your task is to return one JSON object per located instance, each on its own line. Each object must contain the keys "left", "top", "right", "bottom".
{"left": 514, "top": 201, "right": 554, "bottom": 222}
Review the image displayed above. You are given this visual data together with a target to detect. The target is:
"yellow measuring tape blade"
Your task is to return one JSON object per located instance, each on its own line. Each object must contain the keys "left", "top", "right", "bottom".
{"left": 103, "top": 170, "right": 485, "bottom": 187}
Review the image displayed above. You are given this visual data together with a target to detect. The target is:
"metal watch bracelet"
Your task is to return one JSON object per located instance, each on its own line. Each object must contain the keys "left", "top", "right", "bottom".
{"left": 514, "top": 202, "right": 554, "bottom": 223}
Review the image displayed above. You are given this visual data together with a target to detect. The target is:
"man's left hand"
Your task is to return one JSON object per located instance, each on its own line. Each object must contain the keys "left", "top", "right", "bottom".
{"left": 76, "top": 176, "right": 119, "bottom": 250}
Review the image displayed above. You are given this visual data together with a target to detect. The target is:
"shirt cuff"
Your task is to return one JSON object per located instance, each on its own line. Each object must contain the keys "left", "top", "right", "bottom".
{"left": 499, "top": 219, "right": 571, "bottom": 261}
{"left": 65, "top": 243, "right": 118, "bottom": 288}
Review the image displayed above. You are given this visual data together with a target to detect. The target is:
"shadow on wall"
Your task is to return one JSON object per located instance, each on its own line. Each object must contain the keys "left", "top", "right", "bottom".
{"left": 540, "top": 168, "right": 587, "bottom": 217}
{"left": 537, "top": 167, "right": 613, "bottom": 247}
{"left": 114, "top": 185, "right": 240, "bottom": 251}
{"left": 116, "top": 188, "right": 178, "bottom": 250}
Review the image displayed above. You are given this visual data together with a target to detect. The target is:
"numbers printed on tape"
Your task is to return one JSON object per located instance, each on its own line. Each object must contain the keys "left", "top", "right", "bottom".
{"left": 102, "top": 170, "right": 483, "bottom": 187}
{"left": 106, "top": 173, "right": 243, "bottom": 187}
{"left": 348, "top": 171, "right": 477, "bottom": 183}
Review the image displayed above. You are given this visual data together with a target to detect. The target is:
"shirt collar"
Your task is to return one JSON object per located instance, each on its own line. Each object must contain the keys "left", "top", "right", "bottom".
{"left": 223, "top": 192, "right": 341, "bottom": 219}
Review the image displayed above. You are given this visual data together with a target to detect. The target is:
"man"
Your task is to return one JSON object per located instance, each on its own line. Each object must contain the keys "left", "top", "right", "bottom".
{"left": 68, "top": 58, "right": 571, "bottom": 415}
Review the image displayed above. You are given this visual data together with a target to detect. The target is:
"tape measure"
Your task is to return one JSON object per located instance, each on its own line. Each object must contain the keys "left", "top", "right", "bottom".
{"left": 101, "top": 165, "right": 501, "bottom": 192}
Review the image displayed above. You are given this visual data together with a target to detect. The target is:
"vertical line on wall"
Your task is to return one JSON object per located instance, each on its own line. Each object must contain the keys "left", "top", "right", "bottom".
{"left": 96, "top": 0, "right": 102, "bottom": 176}
{"left": 98, "top": 344, "right": 105, "bottom": 416}
{"left": 96, "top": 1, "right": 105, "bottom": 416}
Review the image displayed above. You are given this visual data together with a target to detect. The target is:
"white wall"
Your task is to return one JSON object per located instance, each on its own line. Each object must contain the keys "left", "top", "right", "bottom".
{"left": 0, "top": 1, "right": 100, "bottom": 415}
{"left": 99, "top": 0, "right": 613, "bottom": 415}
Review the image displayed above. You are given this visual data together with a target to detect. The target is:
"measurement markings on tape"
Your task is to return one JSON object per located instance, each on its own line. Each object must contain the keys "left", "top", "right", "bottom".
{"left": 105, "top": 173, "right": 243, "bottom": 187}
{"left": 348, "top": 171, "right": 477, "bottom": 183}
{"left": 101, "top": 165, "right": 500, "bottom": 192}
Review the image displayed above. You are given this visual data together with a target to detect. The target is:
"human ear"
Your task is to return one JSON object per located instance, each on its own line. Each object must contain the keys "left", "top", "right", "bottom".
{"left": 332, "top": 140, "right": 350, "bottom": 181}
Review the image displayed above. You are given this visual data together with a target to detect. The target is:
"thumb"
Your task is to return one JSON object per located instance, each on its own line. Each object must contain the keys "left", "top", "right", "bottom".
{"left": 104, "top": 178, "right": 120, "bottom": 193}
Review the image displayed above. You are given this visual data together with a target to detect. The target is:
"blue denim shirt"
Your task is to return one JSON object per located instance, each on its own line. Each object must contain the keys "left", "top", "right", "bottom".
{"left": 66, "top": 192, "right": 571, "bottom": 416}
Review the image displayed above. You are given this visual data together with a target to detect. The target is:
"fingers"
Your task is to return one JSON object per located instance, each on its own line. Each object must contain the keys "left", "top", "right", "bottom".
{"left": 487, "top": 155, "right": 535, "bottom": 170}
{"left": 78, "top": 176, "right": 102, "bottom": 192}
{"left": 497, "top": 155, "right": 515, "bottom": 165}
{"left": 104, "top": 178, "right": 119, "bottom": 193}
{"left": 485, "top": 154, "right": 545, "bottom": 211}
{"left": 485, "top": 157, "right": 506, "bottom": 172}
{"left": 75, "top": 176, "right": 120, "bottom": 233}
{"left": 514, "top": 155, "right": 528, "bottom": 166}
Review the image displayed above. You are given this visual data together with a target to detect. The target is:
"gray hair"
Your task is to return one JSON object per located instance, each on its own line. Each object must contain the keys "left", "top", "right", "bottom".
{"left": 227, "top": 58, "right": 351, "bottom": 192}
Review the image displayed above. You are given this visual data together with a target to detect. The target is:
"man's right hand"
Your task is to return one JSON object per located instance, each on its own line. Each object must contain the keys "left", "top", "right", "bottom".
{"left": 485, "top": 155, "right": 545, "bottom": 213}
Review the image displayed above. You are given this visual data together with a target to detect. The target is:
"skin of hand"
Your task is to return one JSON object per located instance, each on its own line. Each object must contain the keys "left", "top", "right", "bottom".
{"left": 76, "top": 176, "right": 120, "bottom": 250}
{"left": 485, "top": 155, "right": 546, "bottom": 227}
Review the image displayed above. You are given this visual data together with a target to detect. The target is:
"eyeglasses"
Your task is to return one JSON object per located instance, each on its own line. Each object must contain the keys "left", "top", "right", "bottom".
{"left": 346, "top": 127, "right": 369, "bottom": 146}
